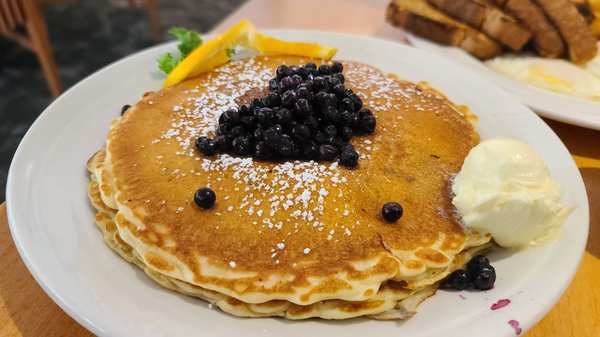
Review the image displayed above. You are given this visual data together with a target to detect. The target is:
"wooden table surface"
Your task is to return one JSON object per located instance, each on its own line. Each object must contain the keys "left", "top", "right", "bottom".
{"left": 2, "top": 0, "right": 600, "bottom": 335}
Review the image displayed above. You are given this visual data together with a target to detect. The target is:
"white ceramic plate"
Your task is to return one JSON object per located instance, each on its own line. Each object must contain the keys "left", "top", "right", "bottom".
{"left": 407, "top": 34, "right": 600, "bottom": 130}
{"left": 7, "top": 30, "right": 589, "bottom": 337}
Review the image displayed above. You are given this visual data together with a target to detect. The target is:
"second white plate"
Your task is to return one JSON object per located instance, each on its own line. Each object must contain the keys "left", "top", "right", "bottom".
{"left": 408, "top": 34, "right": 600, "bottom": 130}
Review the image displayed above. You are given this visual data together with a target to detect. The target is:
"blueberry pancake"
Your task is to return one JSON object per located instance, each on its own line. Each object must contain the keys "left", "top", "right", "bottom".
{"left": 87, "top": 56, "right": 490, "bottom": 319}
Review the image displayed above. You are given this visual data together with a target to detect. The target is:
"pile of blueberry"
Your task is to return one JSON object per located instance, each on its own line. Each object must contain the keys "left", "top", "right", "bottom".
{"left": 441, "top": 255, "right": 496, "bottom": 290}
{"left": 195, "top": 62, "right": 376, "bottom": 167}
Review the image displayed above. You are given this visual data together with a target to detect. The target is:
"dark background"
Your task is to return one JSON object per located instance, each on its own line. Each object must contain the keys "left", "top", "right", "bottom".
{"left": 0, "top": 0, "right": 244, "bottom": 202}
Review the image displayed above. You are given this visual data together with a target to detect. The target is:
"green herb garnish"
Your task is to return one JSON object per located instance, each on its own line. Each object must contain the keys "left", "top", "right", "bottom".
{"left": 225, "top": 47, "right": 236, "bottom": 58}
{"left": 157, "top": 27, "right": 203, "bottom": 74}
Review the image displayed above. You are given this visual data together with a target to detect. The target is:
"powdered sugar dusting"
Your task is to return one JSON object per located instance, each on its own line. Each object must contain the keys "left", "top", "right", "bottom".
{"left": 156, "top": 59, "right": 273, "bottom": 156}
{"left": 198, "top": 153, "right": 349, "bottom": 237}
{"left": 142, "top": 59, "right": 441, "bottom": 262}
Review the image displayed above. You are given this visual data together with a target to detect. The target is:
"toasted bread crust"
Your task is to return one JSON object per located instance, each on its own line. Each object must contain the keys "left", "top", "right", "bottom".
{"left": 533, "top": 0, "right": 597, "bottom": 63}
{"left": 429, "top": 0, "right": 531, "bottom": 51}
{"left": 386, "top": 4, "right": 464, "bottom": 45}
{"left": 386, "top": 0, "right": 502, "bottom": 59}
{"left": 497, "top": 0, "right": 565, "bottom": 58}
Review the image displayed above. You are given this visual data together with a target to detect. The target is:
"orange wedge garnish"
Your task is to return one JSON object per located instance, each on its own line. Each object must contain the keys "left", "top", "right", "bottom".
{"left": 163, "top": 20, "right": 337, "bottom": 88}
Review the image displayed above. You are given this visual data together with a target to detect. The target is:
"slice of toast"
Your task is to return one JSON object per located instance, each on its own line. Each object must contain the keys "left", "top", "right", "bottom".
{"left": 494, "top": 0, "right": 565, "bottom": 58}
{"left": 386, "top": 0, "right": 502, "bottom": 59}
{"left": 533, "top": 0, "right": 598, "bottom": 63}
{"left": 428, "top": 0, "right": 532, "bottom": 51}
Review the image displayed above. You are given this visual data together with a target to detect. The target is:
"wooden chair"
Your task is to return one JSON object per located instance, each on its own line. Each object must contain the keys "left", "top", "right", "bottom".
{"left": 0, "top": 0, "right": 63, "bottom": 97}
{"left": 128, "top": 0, "right": 160, "bottom": 40}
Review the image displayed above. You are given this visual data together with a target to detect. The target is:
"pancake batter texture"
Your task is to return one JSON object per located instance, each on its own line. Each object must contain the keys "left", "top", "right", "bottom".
{"left": 87, "top": 56, "right": 490, "bottom": 319}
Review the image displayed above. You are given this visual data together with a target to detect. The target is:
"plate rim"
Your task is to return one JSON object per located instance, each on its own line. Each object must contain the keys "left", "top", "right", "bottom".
{"left": 6, "top": 29, "right": 590, "bottom": 337}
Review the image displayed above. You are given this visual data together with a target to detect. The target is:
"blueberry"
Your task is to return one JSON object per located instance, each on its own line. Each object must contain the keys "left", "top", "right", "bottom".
{"left": 304, "top": 62, "right": 317, "bottom": 71}
{"left": 324, "top": 124, "right": 338, "bottom": 137}
{"left": 217, "top": 123, "right": 232, "bottom": 136}
{"left": 279, "top": 76, "right": 296, "bottom": 91}
{"left": 472, "top": 265, "right": 496, "bottom": 290}
{"left": 262, "top": 92, "right": 280, "bottom": 107}
{"left": 339, "top": 97, "right": 355, "bottom": 113}
{"left": 322, "top": 93, "right": 338, "bottom": 109}
{"left": 286, "top": 120, "right": 298, "bottom": 133}
{"left": 292, "top": 124, "right": 311, "bottom": 143}
{"left": 314, "top": 131, "right": 326, "bottom": 143}
{"left": 276, "top": 108, "right": 294, "bottom": 128}
{"left": 318, "top": 144, "right": 338, "bottom": 161}
{"left": 264, "top": 128, "right": 282, "bottom": 148}
{"left": 296, "top": 66, "right": 309, "bottom": 79}
{"left": 348, "top": 93, "right": 363, "bottom": 110}
{"left": 195, "top": 136, "right": 218, "bottom": 156}
{"left": 239, "top": 105, "right": 251, "bottom": 116}
{"left": 331, "top": 62, "right": 343, "bottom": 73}
{"left": 254, "top": 141, "right": 273, "bottom": 160}
{"left": 314, "top": 91, "right": 327, "bottom": 107}
{"left": 303, "top": 141, "right": 319, "bottom": 159}
{"left": 349, "top": 112, "right": 361, "bottom": 129}
{"left": 443, "top": 269, "right": 471, "bottom": 290}
{"left": 272, "top": 124, "right": 283, "bottom": 133}
{"left": 268, "top": 78, "right": 278, "bottom": 91}
{"left": 323, "top": 106, "right": 340, "bottom": 123}
{"left": 382, "top": 202, "right": 403, "bottom": 222}
{"left": 467, "top": 255, "right": 490, "bottom": 277}
{"left": 292, "top": 140, "right": 302, "bottom": 158}
{"left": 327, "top": 76, "right": 341, "bottom": 87}
{"left": 277, "top": 134, "right": 295, "bottom": 156}
{"left": 294, "top": 98, "right": 312, "bottom": 118}
{"left": 281, "top": 90, "right": 297, "bottom": 106}
{"left": 318, "top": 64, "right": 331, "bottom": 75}
{"left": 253, "top": 127, "right": 266, "bottom": 140}
{"left": 215, "top": 135, "right": 229, "bottom": 151}
{"left": 358, "top": 108, "right": 373, "bottom": 118}
{"left": 333, "top": 73, "right": 345, "bottom": 84}
{"left": 339, "top": 149, "right": 358, "bottom": 167}
{"left": 360, "top": 115, "right": 376, "bottom": 134}
{"left": 232, "top": 125, "right": 246, "bottom": 136}
{"left": 276, "top": 65, "right": 293, "bottom": 80}
{"left": 340, "top": 126, "right": 353, "bottom": 141}
{"left": 255, "top": 107, "right": 275, "bottom": 125}
{"left": 312, "top": 76, "right": 328, "bottom": 92}
{"left": 296, "top": 86, "right": 312, "bottom": 100}
{"left": 121, "top": 104, "right": 131, "bottom": 115}
{"left": 339, "top": 111, "right": 352, "bottom": 126}
{"left": 332, "top": 83, "right": 346, "bottom": 98}
{"left": 232, "top": 136, "right": 250, "bottom": 155}
{"left": 291, "top": 74, "right": 303, "bottom": 87}
{"left": 240, "top": 116, "right": 256, "bottom": 129}
{"left": 250, "top": 97, "right": 264, "bottom": 110}
{"left": 301, "top": 80, "right": 313, "bottom": 92}
{"left": 194, "top": 187, "right": 216, "bottom": 209}
{"left": 327, "top": 136, "right": 344, "bottom": 149}
{"left": 303, "top": 116, "right": 319, "bottom": 132}
{"left": 341, "top": 143, "right": 355, "bottom": 153}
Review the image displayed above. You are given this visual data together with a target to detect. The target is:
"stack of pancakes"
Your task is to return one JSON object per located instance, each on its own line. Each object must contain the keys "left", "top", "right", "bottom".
{"left": 87, "top": 56, "right": 491, "bottom": 319}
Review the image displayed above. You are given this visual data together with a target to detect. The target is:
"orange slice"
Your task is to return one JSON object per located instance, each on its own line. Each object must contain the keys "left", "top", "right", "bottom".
{"left": 163, "top": 20, "right": 337, "bottom": 88}
{"left": 254, "top": 33, "right": 338, "bottom": 60}
{"left": 163, "top": 20, "right": 256, "bottom": 88}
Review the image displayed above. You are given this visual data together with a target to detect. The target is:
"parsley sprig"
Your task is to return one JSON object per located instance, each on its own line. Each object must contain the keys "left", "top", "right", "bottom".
{"left": 157, "top": 27, "right": 203, "bottom": 74}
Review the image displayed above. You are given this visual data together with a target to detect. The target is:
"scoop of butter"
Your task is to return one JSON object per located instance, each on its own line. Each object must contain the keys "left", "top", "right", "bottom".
{"left": 452, "top": 138, "right": 572, "bottom": 248}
